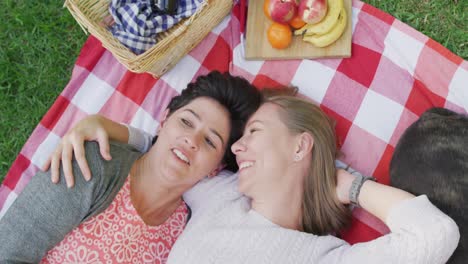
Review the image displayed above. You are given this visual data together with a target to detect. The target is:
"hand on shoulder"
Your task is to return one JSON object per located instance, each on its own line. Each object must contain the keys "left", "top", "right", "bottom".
{"left": 42, "top": 114, "right": 113, "bottom": 188}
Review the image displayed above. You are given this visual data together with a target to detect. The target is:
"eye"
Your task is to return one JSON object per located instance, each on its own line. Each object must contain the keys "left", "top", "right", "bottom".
{"left": 181, "top": 118, "right": 193, "bottom": 127}
{"left": 205, "top": 137, "right": 216, "bottom": 149}
{"left": 249, "top": 128, "right": 259, "bottom": 134}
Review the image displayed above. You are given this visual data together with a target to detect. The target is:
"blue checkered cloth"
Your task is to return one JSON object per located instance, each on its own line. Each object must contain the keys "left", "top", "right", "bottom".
{"left": 109, "top": 0, "right": 205, "bottom": 55}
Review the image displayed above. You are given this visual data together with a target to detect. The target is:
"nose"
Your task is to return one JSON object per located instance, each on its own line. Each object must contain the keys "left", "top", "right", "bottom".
{"left": 184, "top": 133, "right": 200, "bottom": 151}
{"left": 231, "top": 137, "right": 246, "bottom": 155}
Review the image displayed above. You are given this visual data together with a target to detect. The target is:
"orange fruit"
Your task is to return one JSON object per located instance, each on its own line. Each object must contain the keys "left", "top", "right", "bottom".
{"left": 267, "top": 22, "right": 292, "bottom": 49}
{"left": 289, "top": 15, "right": 306, "bottom": 29}
{"left": 263, "top": 0, "right": 271, "bottom": 20}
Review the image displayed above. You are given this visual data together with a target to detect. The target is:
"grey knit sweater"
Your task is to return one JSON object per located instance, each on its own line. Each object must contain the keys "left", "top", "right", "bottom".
{"left": 0, "top": 141, "right": 142, "bottom": 263}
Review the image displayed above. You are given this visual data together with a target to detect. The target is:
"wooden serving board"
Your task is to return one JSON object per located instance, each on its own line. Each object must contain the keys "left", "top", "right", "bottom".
{"left": 245, "top": 0, "right": 352, "bottom": 60}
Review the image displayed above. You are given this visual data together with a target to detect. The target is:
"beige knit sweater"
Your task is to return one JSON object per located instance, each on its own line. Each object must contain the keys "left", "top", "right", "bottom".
{"left": 166, "top": 171, "right": 459, "bottom": 264}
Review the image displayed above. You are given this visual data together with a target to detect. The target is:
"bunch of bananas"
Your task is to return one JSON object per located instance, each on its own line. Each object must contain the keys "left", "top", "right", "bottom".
{"left": 294, "top": 0, "right": 347, "bottom": 48}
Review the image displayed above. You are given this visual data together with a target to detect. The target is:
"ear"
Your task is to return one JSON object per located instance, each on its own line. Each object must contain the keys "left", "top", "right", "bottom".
{"left": 157, "top": 109, "right": 170, "bottom": 134}
{"left": 207, "top": 163, "right": 226, "bottom": 178}
{"left": 294, "top": 132, "right": 314, "bottom": 162}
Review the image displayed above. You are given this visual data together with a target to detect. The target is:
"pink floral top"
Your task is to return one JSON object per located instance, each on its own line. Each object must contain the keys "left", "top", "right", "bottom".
{"left": 41, "top": 177, "right": 189, "bottom": 264}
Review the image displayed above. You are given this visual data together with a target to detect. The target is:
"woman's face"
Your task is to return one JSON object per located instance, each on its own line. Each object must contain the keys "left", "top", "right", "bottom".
{"left": 231, "top": 103, "right": 298, "bottom": 196}
{"left": 153, "top": 97, "right": 231, "bottom": 187}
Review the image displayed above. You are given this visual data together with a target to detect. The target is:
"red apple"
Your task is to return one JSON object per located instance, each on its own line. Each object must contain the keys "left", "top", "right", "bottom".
{"left": 298, "top": 0, "right": 328, "bottom": 24}
{"left": 269, "top": 0, "right": 298, "bottom": 24}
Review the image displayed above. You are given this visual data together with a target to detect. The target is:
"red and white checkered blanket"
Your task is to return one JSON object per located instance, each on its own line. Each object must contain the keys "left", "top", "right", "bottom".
{"left": 1, "top": 0, "right": 467, "bottom": 244}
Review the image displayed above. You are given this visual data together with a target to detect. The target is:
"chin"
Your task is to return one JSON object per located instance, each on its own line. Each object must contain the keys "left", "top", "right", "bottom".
{"left": 161, "top": 172, "right": 181, "bottom": 185}
{"left": 162, "top": 165, "right": 186, "bottom": 183}
{"left": 238, "top": 169, "right": 259, "bottom": 195}
{"left": 237, "top": 178, "right": 250, "bottom": 196}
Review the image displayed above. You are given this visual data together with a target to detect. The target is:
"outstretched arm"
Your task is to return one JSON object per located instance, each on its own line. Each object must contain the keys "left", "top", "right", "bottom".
{"left": 42, "top": 114, "right": 152, "bottom": 187}
{"left": 332, "top": 169, "right": 460, "bottom": 263}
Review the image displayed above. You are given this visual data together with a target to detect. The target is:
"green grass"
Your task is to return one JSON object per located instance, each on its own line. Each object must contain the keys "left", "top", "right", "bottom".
{"left": 363, "top": 0, "right": 467, "bottom": 58}
{"left": 0, "top": 0, "right": 466, "bottom": 184}
{"left": 0, "top": 0, "right": 86, "bottom": 183}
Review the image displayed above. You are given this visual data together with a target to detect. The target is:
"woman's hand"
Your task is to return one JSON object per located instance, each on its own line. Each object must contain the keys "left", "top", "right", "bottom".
{"left": 42, "top": 115, "right": 113, "bottom": 188}
{"left": 336, "top": 168, "right": 415, "bottom": 223}
{"left": 335, "top": 169, "right": 355, "bottom": 205}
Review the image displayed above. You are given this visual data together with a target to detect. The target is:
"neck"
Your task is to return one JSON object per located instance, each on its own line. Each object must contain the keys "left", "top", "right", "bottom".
{"left": 130, "top": 154, "right": 185, "bottom": 226}
{"left": 250, "top": 171, "right": 304, "bottom": 231}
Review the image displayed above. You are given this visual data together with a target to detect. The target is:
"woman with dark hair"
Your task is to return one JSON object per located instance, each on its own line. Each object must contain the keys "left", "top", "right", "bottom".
{"left": 0, "top": 71, "right": 262, "bottom": 263}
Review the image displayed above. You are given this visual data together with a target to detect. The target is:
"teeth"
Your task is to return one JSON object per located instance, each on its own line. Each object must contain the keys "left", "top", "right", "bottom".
{"left": 173, "top": 149, "right": 190, "bottom": 164}
{"left": 239, "top": 161, "right": 254, "bottom": 170}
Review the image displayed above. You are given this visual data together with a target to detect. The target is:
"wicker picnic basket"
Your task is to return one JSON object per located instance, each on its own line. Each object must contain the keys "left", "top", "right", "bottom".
{"left": 64, "top": 0, "right": 233, "bottom": 77}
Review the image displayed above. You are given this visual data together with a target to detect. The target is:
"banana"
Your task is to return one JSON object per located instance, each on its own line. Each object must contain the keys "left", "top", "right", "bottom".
{"left": 303, "top": 7, "right": 347, "bottom": 48}
{"left": 294, "top": 0, "right": 344, "bottom": 36}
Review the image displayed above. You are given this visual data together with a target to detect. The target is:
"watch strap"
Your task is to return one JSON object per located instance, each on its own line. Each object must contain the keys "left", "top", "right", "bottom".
{"left": 349, "top": 174, "right": 376, "bottom": 207}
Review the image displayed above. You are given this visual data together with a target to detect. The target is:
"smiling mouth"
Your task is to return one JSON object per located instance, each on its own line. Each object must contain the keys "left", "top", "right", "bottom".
{"left": 239, "top": 161, "right": 254, "bottom": 170}
{"left": 172, "top": 148, "right": 190, "bottom": 165}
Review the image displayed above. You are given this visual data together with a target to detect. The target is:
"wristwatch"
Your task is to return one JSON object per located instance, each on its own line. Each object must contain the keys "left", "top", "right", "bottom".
{"left": 349, "top": 174, "right": 376, "bottom": 207}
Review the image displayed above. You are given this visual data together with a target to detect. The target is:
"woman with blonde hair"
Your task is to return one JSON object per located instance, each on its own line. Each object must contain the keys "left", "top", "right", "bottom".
{"left": 32, "top": 89, "right": 459, "bottom": 263}
{"left": 165, "top": 93, "right": 459, "bottom": 263}
{"left": 266, "top": 95, "right": 350, "bottom": 235}
{"left": 231, "top": 93, "right": 351, "bottom": 235}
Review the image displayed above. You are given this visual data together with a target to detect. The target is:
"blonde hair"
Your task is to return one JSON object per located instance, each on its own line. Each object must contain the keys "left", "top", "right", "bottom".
{"left": 264, "top": 93, "right": 351, "bottom": 235}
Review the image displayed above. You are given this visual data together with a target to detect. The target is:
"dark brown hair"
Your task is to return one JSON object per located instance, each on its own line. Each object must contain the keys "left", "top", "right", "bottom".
{"left": 154, "top": 71, "right": 262, "bottom": 171}
{"left": 390, "top": 107, "right": 468, "bottom": 263}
